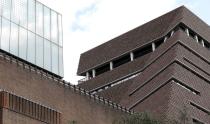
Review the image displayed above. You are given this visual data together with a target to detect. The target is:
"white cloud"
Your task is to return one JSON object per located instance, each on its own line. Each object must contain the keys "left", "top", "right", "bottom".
{"left": 37, "top": 0, "right": 210, "bottom": 84}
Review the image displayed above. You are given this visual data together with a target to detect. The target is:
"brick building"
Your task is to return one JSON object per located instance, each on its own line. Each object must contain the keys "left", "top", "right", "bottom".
{"left": 0, "top": 1, "right": 209, "bottom": 123}
{"left": 78, "top": 6, "right": 210, "bottom": 124}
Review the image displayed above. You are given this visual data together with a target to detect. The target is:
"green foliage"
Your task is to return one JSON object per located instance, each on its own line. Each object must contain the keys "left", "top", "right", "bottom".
{"left": 113, "top": 113, "right": 163, "bottom": 124}
{"left": 68, "top": 120, "right": 77, "bottom": 124}
{"left": 113, "top": 106, "right": 191, "bottom": 124}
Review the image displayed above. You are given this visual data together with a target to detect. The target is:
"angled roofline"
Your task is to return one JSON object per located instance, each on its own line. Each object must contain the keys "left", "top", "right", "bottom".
{"left": 77, "top": 6, "right": 210, "bottom": 76}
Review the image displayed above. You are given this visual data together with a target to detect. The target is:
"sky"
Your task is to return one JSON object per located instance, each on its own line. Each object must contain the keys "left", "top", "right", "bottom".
{"left": 38, "top": 0, "right": 210, "bottom": 84}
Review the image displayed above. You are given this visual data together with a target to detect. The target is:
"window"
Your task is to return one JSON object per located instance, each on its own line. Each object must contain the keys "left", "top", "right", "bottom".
{"left": 11, "top": 0, "right": 21, "bottom": 24}
{"left": 52, "top": 43, "right": 59, "bottom": 75}
{"left": 95, "top": 63, "right": 110, "bottom": 76}
{"left": 113, "top": 54, "right": 130, "bottom": 68}
{"left": 10, "top": 23, "right": 18, "bottom": 56}
{"left": 44, "top": 6, "right": 50, "bottom": 40}
{"left": 51, "top": 10, "right": 58, "bottom": 44}
{"left": 58, "top": 15, "right": 63, "bottom": 46}
{"left": 59, "top": 48, "right": 64, "bottom": 76}
{"left": 1, "top": 18, "right": 10, "bottom": 52}
{"left": 36, "top": 36, "right": 44, "bottom": 67}
{"left": 204, "top": 41, "right": 210, "bottom": 49}
{"left": 28, "top": 0, "right": 35, "bottom": 32}
{"left": 19, "top": 0, "right": 27, "bottom": 28}
{"left": 155, "top": 39, "right": 164, "bottom": 48}
{"left": 36, "top": 2, "right": 43, "bottom": 36}
{"left": 27, "top": 31, "right": 36, "bottom": 64}
{"left": 19, "top": 27, "right": 27, "bottom": 60}
{"left": 44, "top": 39, "right": 51, "bottom": 71}
{"left": 134, "top": 45, "right": 152, "bottom": 59}
{"left": 2, "top": 0, "right": 12, "bottom": 19}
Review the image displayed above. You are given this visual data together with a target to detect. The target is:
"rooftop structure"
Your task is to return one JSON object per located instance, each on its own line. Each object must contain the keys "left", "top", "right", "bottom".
{"left": 78, "top": 6, "right": 210, "bottom": 123}
{"left": 0, "top": 0, "right": 64, "bottom": 77}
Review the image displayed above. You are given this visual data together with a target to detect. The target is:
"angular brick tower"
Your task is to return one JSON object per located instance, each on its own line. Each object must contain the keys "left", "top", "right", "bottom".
{"left": 78, "top": 6, "right": 210, "bottom": 123}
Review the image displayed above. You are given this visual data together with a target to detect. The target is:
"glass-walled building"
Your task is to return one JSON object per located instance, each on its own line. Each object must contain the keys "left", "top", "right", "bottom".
{"left": 0, "top": 0, "right": 64, "bottom": 77}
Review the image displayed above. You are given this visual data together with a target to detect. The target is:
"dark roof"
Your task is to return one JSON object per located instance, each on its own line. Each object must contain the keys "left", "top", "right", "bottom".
{"left": 77, "top": 6, "right": 210, "bottom": 75}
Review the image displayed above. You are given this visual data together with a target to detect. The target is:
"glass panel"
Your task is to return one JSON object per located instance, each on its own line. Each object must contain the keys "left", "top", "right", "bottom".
{"left": 2, "top": 0, "right": 11, "bottom": 19}
{"left": 36, "top": 36, "right": 43, "bottom": 67}
{"left": 10, "top": 23, "right": 18, "bottom": 56}
{"left": 36, "top": 2, "right": 43, "bottom": 36}
{"left": 19, "top": 0, "right": 27, "bottom": 28}
{"left": 1, "top": 18, "right": 10, "bottom": 52}
{"left": 51, "top": 10, "right": 58, "bottom": 44}
{"left": 59, "top": 47, "right": 64, "bottom": 77}
{"left": 11, "top": 0, "right": 20, "bottom": 24}
{"left": 52, "top": 43, "right": 58, "bottom": 75}
{"left": 27, "top": 31, "right": 35, "bottom": 64}
{"left": 58, "top": 15, "right": 63, "bottom": 46}
{"left": 0, "top": 0, "right": 2, "bottom": 16}
{"left": 28, "top": 0, "right": 35, "bottom": 32}
{"left": 0, "top": 17, "right": 1, "bottom": 46}
{"left": 44, "top": 6, "right": 50, "bottom": 40}
{"left": 44, "top": 39, "right": 51, "bottom": 71}
{"left": 19, "top": 27, "right": 27, "bottom": 60}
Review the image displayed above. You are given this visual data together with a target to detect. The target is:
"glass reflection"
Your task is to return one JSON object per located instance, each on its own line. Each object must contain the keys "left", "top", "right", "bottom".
{"left": 1, "top": 18, "right": 10, "bottom": 52}
{"left": 44, "top": 6, "right": 50, "bottom": 40}
{"left": 19, "top": 0, "right": 27, "bottom": 28}
{"left": 36, "top": 36, "right": 44, "bottom": 67}
{"left": 58, "top": 15, "right": 63, "bottom": 46}
{"left": 11, "top": 0, "right": 21, "bottom": 24}
{"left": 36, "top": 2, "right": 43, "bottom": 36}
{"left": 52, "top": 43, "right": 58, "bottom": 75}
{"left": 59, "top": 48, "right": 64, "bottom": 76}
{"left": 10, "top": 23, "right": 19, "bottom": 56}
{"left": 28, "top": 0, "right": 35, "bottom": 32}
{"left": 2, "top": 0, "right": 11, "bottom": 19}
{"left": 51, "top": 11, "right": 58, "bottom": 44}
{"left": 44, "top": 39, "right": 51, "bottom": 71}
{"left": 19, "top": 27, "right": 27, "bottom": 60}
{"left": 0, "top": 0, "right": 64, "bottom": 77}
{"left": 27, "top": 31, "right": 35, "bottom": 64}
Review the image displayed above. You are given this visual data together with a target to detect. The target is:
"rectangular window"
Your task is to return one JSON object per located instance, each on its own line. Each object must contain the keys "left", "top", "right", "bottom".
{"left": 134, "top": 45, "right": 152, "bottom": 59}
{"left": 59, "top": 47, "right": 64, "bottom": 76}
{"left": 44, "top": 39, "right": 51, "bottom": 71}
{"left": 1, "top": 18, "right": 10, "bottom": 52}
{"left": 19, "top": 27, "right": 27, "bottom": 60}
{"left": 95, "top": 63, "right": 110, "bottom": 76}
{"left": 28, "top": 0, "right": 35, "bottom": 32}
{"left": 10, "top": 23, "right": 19, "bottom": 56}
{"left": 11, "top": 0, "right": 21, "bottom": 24}
{"left": 19, "top": 0, "right": 27, "bottom": 28}
{"left": 51, "top": 10, "right": 58, "bottom": 44}
{"left": 2, "top": 0, "right": 11, "bottom": 19}
{"left": 58, "top": 15, "right": 63, "bottom": 46}
{"left": 113, "top": 54, "right": 130, "bottom": 68}
{"left": 27, "top": 31, "right": 35, "bottom": 64}
{"left": 44, "top": 6, "right": 51, "bottom": 40}
{"left": 52, "top": 43, "right": 59, "bottom": 75}
{"left": 36, "top": 36, "right": 44, "bottom": 67}
{"left": 36, "top": 2, "right": 43, "bottom": 36}
{"left": 155, "top": 39, "right": 164, "bottom": 49}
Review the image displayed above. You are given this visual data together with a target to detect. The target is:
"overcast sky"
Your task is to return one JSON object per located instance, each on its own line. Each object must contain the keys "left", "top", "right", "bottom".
{"left": 38, "top": 0, "right": 210, "bottom": 84}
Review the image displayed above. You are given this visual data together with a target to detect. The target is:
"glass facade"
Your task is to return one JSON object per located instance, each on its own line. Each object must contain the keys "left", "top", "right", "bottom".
{"left": 0, "top": 0, "right": 64, "bottom": 77}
